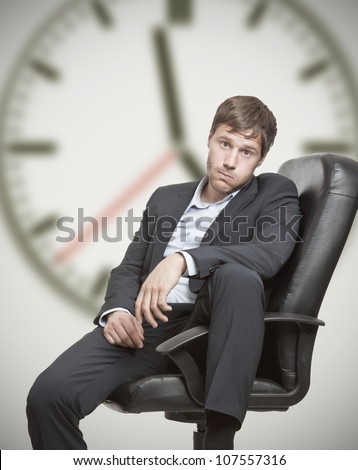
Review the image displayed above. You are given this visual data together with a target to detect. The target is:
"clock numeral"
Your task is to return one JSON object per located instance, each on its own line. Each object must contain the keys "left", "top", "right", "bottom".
{"left": 299, "top": 59, "right": 331, "bottom": 81}
{"left": 246, "top": 0, "right": 270, "bottom": 28}
{"left": 8, "top": 141, "right": 57, "bottom": 155}
{"left": 303, "top": 141, "right": 351, "bottom": 154}
{"left": 90, "top": 0, "right": 114, "bottom": 28}
{"left": 30, "top": 214, "right": 58, "bottom": 236}
{"left": 167, "top": 0, "right": 192, "bottom": 23}
{"left": 30, "top": 59, "right": 61, "bottom": 82}
{"left": 90, "top": 268, "right": 110, "bottom": 298}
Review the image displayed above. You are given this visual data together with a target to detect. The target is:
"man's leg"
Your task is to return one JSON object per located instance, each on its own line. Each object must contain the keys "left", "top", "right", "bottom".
{"left": 26, "top": 307, "right": 190, "bottom": 450}
{"left": 184, "top": 263, "right": 266, "bottom": 448}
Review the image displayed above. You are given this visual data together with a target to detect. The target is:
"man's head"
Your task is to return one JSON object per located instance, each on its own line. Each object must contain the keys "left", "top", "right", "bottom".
{"left": 209, "top": 96, "right": 277, "bottom": 158}
{"left": 203, "top": 96, "right": 277, "bottom": 203}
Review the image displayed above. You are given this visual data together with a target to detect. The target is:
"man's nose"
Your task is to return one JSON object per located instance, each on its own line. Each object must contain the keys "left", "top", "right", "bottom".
{"left": 223, "top": 150, "right": 237, "bottom": 169}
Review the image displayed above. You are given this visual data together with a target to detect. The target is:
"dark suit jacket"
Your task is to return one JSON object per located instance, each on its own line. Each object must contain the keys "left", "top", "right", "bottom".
{"left": 94, "top": 173, "right": 300, "bottom": 324}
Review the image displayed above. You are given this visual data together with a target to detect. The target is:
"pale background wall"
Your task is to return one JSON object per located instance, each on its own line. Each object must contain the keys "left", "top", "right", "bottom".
{"left": 0, "top": 0, "right": 357, "bottom": 450}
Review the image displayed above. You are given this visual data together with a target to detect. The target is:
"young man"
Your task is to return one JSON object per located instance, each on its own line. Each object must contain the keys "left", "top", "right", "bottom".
{"left": 27, "top": 96, "right": 300, "bottom": 449}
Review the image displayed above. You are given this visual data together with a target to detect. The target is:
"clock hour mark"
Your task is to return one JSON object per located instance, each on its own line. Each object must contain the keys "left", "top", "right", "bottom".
{"left": 167, "top": 0, "right": 192, "bottom": 23}
{"left": 90, "top": 268, "right": 110, "bottom": 298}
{"left": 90, "top": 0, "right": 114, "bottom": 28}
{"left": 303, "top": 141, "right": 351, "bottom": 154}
{"left": 299, "top": 59, "right": 331, "bottom": 81}
{"left": 8, "top": 141, "right": 56, "bottom": 155}
{"left": 30, "top": 59, "right": 60, "bottom": 82}
{"left": 246, "top": 0, "right": 270, "bottom": 28}
{"left": 30, "top": 214, "right": 58, "bottom": 236}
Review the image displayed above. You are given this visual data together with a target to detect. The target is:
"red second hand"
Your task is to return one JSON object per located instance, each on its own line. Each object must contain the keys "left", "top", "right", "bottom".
{"left": 55, "top": 149, "right": 176, "bottom": 263}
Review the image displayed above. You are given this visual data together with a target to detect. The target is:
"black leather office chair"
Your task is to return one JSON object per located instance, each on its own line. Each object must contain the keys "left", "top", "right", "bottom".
{"left": 105, "top": 153, "right": 358, "bottom": 449}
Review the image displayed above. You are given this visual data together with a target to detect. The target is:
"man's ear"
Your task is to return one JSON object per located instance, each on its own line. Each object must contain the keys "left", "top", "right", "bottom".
{"left": 257, "top": 153, "right": 267, "bottom": 167}
{"left": 207, "top": 133, "right": 212, "bottom": 148}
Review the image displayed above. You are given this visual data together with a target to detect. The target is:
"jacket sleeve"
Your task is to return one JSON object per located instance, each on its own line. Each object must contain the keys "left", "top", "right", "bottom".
{"left": 184, "top": 178, "right": 301, "bottom": 281}
{"left": 93, "top": 190, "right": 158, "bottom": 324}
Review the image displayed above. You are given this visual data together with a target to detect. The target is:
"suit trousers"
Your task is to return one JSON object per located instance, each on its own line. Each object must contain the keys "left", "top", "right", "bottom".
{"left": 26, "top": 263, "right": 265, "bottom": 449}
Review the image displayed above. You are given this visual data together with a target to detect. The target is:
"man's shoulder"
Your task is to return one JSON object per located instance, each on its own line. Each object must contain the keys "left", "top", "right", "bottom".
{"left": 150, "top": 180, "right": 199, "bottom": 199}
{"left": 256, "top": 172, "right": 297, "bottom": 193}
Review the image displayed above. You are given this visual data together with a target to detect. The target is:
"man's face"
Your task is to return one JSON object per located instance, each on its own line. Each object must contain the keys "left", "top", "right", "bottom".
{"left": 204, "top": 124, "right": 265, "bottom": 202}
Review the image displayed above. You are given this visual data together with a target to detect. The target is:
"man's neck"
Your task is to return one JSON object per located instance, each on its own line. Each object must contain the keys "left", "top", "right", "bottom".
{"left": 200, "top": 182, "right": 232, "bottom": 204}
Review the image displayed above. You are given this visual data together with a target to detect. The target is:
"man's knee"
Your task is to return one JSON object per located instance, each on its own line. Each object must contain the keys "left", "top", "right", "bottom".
{"left": 207, "top": 263, "right": 265, "bottom": 315}
{"left": 211, "top": 263, "right": 263, "bottom": 289}
{"left": 27, "top": 368, "right": 70, "bottom": 416}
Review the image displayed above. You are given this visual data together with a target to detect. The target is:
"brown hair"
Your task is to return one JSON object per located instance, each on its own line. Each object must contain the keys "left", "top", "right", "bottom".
{"left": 210, "top": 96, "right": 277, "bottom": 157}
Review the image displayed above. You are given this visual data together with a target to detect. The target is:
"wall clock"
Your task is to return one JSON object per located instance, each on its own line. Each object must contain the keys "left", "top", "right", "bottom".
{"left": 1, "top": 0, "right": 357, "bottom": 316}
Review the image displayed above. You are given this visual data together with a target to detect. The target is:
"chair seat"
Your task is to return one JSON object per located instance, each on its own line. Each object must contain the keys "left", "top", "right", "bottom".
{"left": 104, "top": 374, "right": 286, "bottom": 414}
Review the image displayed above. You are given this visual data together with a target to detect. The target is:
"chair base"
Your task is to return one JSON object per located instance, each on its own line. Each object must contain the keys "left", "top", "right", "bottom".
{"left": 193, "top": 426, "right": 205, "bottom": 450}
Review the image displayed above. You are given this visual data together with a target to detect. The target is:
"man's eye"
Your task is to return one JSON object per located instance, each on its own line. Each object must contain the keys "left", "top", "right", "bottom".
{"left": 242, "top": 149, "right": 252, "bottom": 157}
{"left": 221, "top": 141, "right": 230, "bottom": 148}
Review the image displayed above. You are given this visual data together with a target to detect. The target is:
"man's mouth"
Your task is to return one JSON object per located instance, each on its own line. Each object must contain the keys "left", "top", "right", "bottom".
{"left": 218, "top": 170, "right": 234, "bottom": 181}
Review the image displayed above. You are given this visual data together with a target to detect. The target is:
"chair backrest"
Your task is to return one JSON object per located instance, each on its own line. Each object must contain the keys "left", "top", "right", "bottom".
{"left": 269, "top": 153, "right": 358, "bottom": 316}
{"left": 261, "top": 154, "right": 358, "bottom": 390}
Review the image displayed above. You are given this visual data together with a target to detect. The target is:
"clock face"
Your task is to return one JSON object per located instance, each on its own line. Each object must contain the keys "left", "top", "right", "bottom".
{"left": 1, "top": 0, "right": 357, "bottom": 315}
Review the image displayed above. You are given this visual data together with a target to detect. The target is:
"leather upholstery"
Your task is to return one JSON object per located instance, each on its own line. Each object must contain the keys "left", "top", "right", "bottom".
{"left": 106, "top": 154, "right": 358, "bottom": 419}
{"left": 265, "top": 154, "right": 358, "bottom": 390}
{"left": 107, "top": 375, "right": 285, "bottom": 414}
{"left": 271, "top": 153, "right": 358, "bottom": 317}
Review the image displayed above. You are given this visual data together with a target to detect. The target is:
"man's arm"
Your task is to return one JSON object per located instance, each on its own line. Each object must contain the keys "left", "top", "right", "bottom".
{"left": 134, "top": 252, "right": 187, "bottom": 328}
{"left": 94, "top": 190, "right": 158, "bottom": 325}
{"left": 185, "top": 177, "right": 301, "bottom": 280}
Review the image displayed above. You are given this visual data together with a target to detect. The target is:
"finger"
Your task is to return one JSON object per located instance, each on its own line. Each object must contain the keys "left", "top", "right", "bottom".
{"left": 141, "top": 289, "right": 158, "bottom": 328}
{"left": 149, "top": 289, "right": 169, "bottom": 323}
{"left": 105, "top": 323, "right": 125, "bottom": 347}
{"left": 103, "top": 329, "right": 116, "bottom": 346}
{"left": 134, "top": 320, "right": 145, "bottom": 340}
{"left": 123, "top": 319, "right": 144, "bottom": 349}
{"left": 135, "top": 291, "right": 144, "bottom": 325}
{"left": 107, "top": 318, "right": 135, "bottom": 348}
{"left": 115, "top": 323, "right": 136, "bottom": 348}
{"left": 151, "top": 304, "right": 169, "bottom": 323}
{"left": 157, "top": 291, "right": 172, "bottom": 315}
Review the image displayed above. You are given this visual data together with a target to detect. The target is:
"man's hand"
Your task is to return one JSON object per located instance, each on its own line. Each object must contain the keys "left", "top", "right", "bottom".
{"left": 103, "top": 310, "right": 144, "bottom": 348}
{"left": 135, "top": 253, "right": 187, "bottom": 328}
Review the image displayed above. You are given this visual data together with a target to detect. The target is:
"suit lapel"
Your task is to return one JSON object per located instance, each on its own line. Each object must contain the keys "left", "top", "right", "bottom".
{"left": 200, "top": 176, "right": 258, "bottom": 245}
{"left": 150, "top": 176, "right": 258, "bottom": 268}
{"left": 150, "top": 181, "right": 199, "bottom": 268}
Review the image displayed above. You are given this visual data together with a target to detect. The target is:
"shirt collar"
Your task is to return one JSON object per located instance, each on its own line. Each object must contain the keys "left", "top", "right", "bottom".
{"left": 188, "top": 175, "right": 241, "bottom": 210}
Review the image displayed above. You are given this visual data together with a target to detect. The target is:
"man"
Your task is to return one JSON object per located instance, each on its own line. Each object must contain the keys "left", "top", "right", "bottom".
{"left": 27, "top": 96, "right": 300, "bottom": 450}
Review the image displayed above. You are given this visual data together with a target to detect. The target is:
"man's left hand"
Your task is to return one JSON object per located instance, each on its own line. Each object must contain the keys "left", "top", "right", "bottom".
{"left": 135, "top": 253, "right": 186, "bottom": 328}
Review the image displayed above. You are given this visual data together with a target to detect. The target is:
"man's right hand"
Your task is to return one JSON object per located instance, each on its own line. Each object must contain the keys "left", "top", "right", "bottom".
{"left": 103, "top": 311, "right": 144, "bottom": 349}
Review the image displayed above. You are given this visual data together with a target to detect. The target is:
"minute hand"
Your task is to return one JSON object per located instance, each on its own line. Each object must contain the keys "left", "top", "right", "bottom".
{"left": 153, "top": 27, "right": 204, "bottom": 179}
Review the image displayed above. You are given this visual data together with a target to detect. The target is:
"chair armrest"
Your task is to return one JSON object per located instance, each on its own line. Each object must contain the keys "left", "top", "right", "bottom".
{"left": 156, "top": 325, "right": 208, "bottom": 406}
{"left": 155, "top": 313, "right": 324, "bottom": 407}
{"left": 156, "top": 325, "right": 209, "bottom": 355}
{"left": 156, "top": 314, "right": 324, "bottom": 355}
{"left": 264, "top": 313, "right": 325, "bottom": 327}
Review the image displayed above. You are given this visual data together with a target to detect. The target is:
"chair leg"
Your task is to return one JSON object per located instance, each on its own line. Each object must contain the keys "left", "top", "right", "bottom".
{"left": 193, "top": 422, "right": 205, "bottom": 450}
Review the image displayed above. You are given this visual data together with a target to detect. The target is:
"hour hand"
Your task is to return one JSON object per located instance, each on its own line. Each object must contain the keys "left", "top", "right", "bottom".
{"left": 153, "top": 26, "right": 204, "bottom": 179}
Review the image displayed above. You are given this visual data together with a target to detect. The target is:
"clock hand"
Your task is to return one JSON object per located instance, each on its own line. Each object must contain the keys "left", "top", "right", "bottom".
{"left": 54, "top": 149, "right": 175, "bottom": 263}
{"left": 153, "top": 26, "right": 204, "bottom": 179}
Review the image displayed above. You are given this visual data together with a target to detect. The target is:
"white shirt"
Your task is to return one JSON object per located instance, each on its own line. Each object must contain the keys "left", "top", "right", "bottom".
{"left": 99, "top": 176, "right": 239, "bottom": 325}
